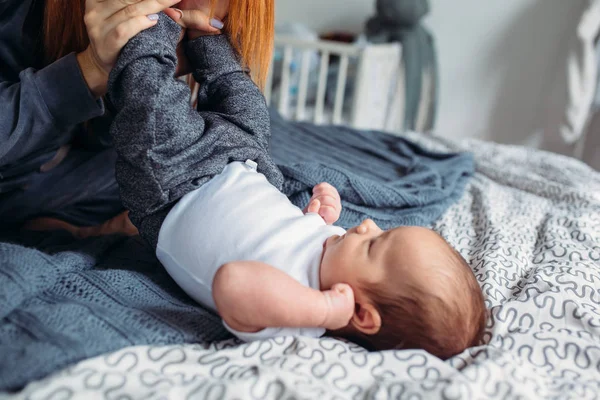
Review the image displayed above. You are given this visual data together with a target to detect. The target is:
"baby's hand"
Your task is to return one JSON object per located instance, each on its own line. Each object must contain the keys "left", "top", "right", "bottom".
{"left": 321, "top": 283, "right": 355, "bottom": 330}
{"left": 303, "top": 182, "right": 342, "bottom": 225}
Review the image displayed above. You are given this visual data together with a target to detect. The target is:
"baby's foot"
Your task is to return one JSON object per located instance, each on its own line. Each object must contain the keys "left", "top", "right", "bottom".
{"left": 321, "top": 283, "right": 355, "bottom": 330}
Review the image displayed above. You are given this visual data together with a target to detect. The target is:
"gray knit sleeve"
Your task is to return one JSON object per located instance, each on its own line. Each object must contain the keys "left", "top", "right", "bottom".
{"left": 107, "top": 13, "right": 283, "bottom": 246}
{"left": 184, "top": 34, "right": 273, "bottom": 163}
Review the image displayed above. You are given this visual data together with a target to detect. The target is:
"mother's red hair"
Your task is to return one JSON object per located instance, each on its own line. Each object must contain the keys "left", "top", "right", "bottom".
{"left": 43, "top": 0, "right": 273, "bottom": 89}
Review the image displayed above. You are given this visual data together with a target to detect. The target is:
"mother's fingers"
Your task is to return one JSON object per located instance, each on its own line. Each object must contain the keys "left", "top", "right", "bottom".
{"left": 165, "top": 8, "right": 221, "bottom": 32}
{"left": 97, "top": 0, "right": 181, "bottom": 48}
{"left": 87, "top": 0, "right": 180, "bottom": 24}
{"left": 105, "top": 0, "right": 181, "bottom": 29}
{"left": 105, "top": 15, "right": 163, "bottom": 52}
{"left": 163, "top": 7, "right": 183, "bottom": 23}
{"left": 86, "top": 0, "right": 141, "bottom": 21}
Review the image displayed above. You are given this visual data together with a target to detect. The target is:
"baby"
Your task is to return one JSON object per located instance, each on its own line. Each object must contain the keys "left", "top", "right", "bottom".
{"left": 159, "top": 163, "right": 486, "bottom": 358}
{"left": 107, "top": 14, "right": 486, "bottom": 359}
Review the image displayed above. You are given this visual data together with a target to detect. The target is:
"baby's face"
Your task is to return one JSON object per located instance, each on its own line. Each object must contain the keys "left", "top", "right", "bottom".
{"left": 319, "top": 220, "right": 443, "bottom": 291}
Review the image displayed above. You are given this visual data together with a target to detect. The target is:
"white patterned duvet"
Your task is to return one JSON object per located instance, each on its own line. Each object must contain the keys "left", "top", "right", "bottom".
{"left": 13, "top": 133, "right": 600, "bottom": 400}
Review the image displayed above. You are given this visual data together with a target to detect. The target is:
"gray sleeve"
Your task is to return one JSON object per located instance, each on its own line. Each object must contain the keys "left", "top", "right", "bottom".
{"left": 184, "top": 35, "right": 273, "bottom": 156}
{"left": 107, "top": 13, "right": 283, "bottom": 241}
{"left": 0, "top": 53, "right": 105, "bottom": 165}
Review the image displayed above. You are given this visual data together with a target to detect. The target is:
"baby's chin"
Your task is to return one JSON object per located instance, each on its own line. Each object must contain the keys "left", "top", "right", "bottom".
{"left": 321, "top": 236, "right": 330, "bottom": 258}
{"left": 323, "top": 234, "right": 339, "bottom": 252}
{"left": 322, "top": 234, "right": 344, "bottom": 254}
{"left": 320, "top": 235, "right": 338, "bottom": 270}
{"left": 321, "top": 236, "right": 332, "bottom": 262}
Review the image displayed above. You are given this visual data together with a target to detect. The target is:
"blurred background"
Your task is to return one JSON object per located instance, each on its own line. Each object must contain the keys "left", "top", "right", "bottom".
{"left": 274, "top": 0, "right": 600, "bottom": 169}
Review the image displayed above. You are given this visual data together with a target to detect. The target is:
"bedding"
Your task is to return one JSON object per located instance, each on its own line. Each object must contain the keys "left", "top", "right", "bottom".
{"left": 10, "top": 129, "right": 600, "bottom": 399}
{"left": 0, "top": 114, "right": 473, "bottom": 392}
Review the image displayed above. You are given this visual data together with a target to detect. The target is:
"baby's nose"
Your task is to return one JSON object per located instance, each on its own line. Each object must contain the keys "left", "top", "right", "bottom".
{"left": 361, "top": 219, "right": 376, "bottom": 229}
{"left": 354, "top": 219, "right": 371, "bottom": 234}
{"left": 359, "top": 219, "right": 382, "bottom": 234}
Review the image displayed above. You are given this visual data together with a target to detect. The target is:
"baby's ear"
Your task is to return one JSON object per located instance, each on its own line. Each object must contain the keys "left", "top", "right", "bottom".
{"left": 351, "top": 303, "right": 381, "bottom": 335}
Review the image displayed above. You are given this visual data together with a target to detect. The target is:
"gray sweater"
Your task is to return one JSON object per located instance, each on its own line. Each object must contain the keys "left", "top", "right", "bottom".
{"left": 0, "top": 0, "right": 106, "bottom": 194}
{"left": 107, "top": 14, "right": 284, "bottom": 248}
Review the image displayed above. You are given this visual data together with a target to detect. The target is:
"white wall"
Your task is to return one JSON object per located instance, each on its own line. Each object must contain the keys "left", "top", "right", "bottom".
{"left": 425, "top": 0, "right": 586, "bottom": 147}
{"left": 275, "top": 0, "right": 597, "bottom": 167}
{"left": 275, "top": 0, "right": 374, "bottom": 34}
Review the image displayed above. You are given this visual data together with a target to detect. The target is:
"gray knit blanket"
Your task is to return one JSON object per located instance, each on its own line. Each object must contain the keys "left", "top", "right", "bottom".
{"left": 270, "top": 111, "right": 472, "bottom": 229}
{"left": 0, "top": 116, "right": 473, "bottom": 391}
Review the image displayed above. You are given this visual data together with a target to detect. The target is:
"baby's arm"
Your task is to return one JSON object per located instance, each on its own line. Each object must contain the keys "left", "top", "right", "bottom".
{"left": 213, "top": 261, "right": 354, "bottom": 333}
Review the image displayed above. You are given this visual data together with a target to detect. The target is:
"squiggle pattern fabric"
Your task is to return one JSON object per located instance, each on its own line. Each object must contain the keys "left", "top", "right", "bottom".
{"left": 13, "top": 134, "right": 600, "bottom": 399}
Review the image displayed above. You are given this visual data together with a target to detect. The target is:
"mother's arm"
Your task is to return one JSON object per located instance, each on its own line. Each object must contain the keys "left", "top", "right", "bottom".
{"left": 0, "top": 55, "right": 104, "bottom": 167}
{"left": 0, "top": 0, "right": 180, "bottom": 168}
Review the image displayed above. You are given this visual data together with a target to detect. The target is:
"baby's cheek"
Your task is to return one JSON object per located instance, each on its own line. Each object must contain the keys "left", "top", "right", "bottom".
{"left": 331, "top": 247, "right": 354, "bottom": 271}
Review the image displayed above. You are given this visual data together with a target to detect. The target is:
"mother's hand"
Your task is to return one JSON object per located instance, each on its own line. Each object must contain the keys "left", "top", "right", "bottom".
{"left": 167, "top": 0, "right": 229, "bottom": 75}
{"left": 165, "top": 0, "right": 229, "bottom": 40}
{"left": 77, "top": 0, "right": 182, "bottom": 97}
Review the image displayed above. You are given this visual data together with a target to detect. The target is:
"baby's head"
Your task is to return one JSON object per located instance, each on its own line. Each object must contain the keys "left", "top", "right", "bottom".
{"left": 320, "top": 219, "right": 486, "bottom": 359}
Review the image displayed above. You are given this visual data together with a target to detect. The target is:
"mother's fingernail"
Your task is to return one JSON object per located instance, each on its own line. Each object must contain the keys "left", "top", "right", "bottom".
{"left": 147, "top": 14, "right": 159, "bottom": 21}
{"left": 210, "top": 18, "right": 224, "bottom": 29}
{"left": 172, "top": 8, "right": 184, "bottom": 20}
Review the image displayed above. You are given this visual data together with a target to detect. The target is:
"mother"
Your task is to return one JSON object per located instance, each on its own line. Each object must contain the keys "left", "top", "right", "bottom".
{"left": 0, "top": 0, "right": 272, "bottom": 236}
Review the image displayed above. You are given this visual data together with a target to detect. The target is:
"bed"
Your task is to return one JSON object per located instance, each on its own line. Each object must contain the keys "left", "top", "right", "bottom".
{"left": 3, "top": 27, "right": 600, "bottom": 399}
{"left": 5, "top": 114, "right": 600, "bottom": 399}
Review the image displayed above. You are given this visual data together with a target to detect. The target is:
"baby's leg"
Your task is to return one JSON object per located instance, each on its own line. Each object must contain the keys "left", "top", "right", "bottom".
{"left": 107, "top": 13, "right": 283, "bottom": 247}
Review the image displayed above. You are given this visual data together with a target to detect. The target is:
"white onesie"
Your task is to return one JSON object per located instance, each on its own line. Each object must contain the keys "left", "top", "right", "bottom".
{"left": 156, "top": 161, "right": 346, "bottom": 341}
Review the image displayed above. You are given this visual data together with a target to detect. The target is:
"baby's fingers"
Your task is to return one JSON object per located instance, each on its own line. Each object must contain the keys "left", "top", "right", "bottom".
{"left": 322, "top": 283, "right": 355, "bottom": 330}
{"left": 313, "top": 194, "right": 338, "bottom": 209}
{"left": 310, "top": 194, "right": 340, "bottom": 224}
{"left": 332, "top": 283, "right": 354, "bottom": 302}
{"left": 312, "top": 182, "right": 340, "bottom": 201}
{"left": 318, "top": 205, "right": 338, "bottom": 225}
{"left": 303, "top": 199, "right": 321, "bottom": 215}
